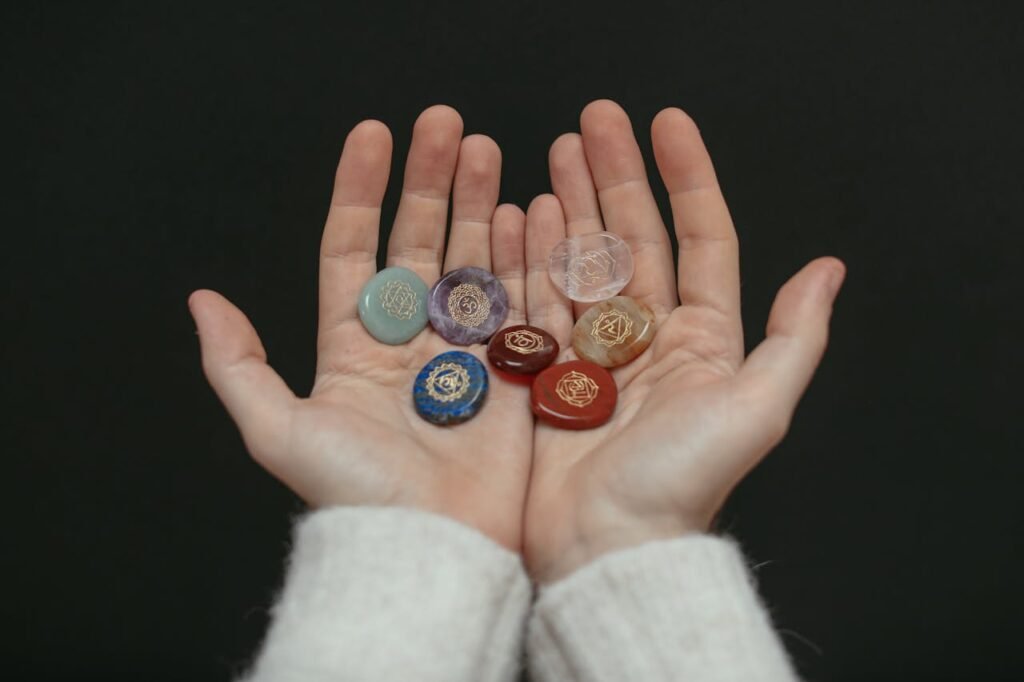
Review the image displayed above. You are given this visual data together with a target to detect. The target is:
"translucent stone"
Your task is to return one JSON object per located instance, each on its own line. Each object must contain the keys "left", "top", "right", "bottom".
{"left": 548, "top": 232, "right": 634, "bottom": 302}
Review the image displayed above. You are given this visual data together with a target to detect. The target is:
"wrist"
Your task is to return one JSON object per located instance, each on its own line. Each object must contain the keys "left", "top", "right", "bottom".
{"left": 535, "top": 515, "right": 709, "bottom": 585}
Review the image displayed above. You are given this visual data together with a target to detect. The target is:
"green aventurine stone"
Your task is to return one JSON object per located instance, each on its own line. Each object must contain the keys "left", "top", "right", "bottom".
{"left": 358, "top": 267, "right": 429, "bottom": 345}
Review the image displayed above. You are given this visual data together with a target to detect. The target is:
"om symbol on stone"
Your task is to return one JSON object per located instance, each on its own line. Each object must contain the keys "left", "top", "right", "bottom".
{"left": 447, "top": 283, "right": 491, "bottom": 327}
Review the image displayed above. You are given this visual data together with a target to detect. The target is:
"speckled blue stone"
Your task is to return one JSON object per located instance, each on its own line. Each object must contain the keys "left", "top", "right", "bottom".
{"left": 413, "top": 351, "right": 489, "bottom": 426}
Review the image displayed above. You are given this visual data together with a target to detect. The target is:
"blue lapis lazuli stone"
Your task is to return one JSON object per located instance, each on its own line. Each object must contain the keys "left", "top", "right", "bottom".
{"left": 413, "top": 351, "right": 489, "bottom": 426}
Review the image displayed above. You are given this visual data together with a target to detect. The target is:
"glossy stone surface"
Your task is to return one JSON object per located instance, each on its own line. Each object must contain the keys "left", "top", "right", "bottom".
{"left": 572, "top": 296, "right": 656, "bottom": 368}
{"left": 428, "top": 267, "right": 509, "bottom": 345}
{"left": 413, "top": 351, "right": 489, "bottom": 426}
{"left": 549, "top": 232, "right": 634, "bottom": 302}
{"left": 487, "top": 325, "right": 559, "bottom": 375}
{"left": 532, "top": 360, "right": 617, "bottom": 430}
{"left": 357, "top": 267, "right": 429, "bottom": 345}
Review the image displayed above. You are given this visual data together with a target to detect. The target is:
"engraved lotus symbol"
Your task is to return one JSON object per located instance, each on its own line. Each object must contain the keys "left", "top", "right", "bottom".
{"left": 425, "top": 362, "right": 470, "bottom": 403}
{"left": 504, "top": 329, "right": 545, "bottom": 355}
{"left": 591, "top": 309, "right": 633, "bottom": 347}
{"left": 555, "top": 370, "right": 600, "bottom": 408}
{"left": 379, "top": 280, "right": 419, "bottom": 320}
{"left": 448, "top": 283, "right": 490, "bottom": 327}
{"left": 567, "top": 249, "right": 615, "bottom": 286}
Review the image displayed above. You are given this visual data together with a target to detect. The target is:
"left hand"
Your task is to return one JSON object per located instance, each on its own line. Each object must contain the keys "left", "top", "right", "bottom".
{"left": 521, "top": 100, "right": 846, "bottom": 583}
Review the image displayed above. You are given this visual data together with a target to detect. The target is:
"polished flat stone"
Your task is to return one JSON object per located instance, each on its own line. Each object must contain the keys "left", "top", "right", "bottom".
{"left": 413, "top": 351, "right": 489, "bottom": 426}
{"left": 357, "top": 267, "right": 429, "bottom": 345}
{"left": 531, "top": 360, "right": 617, "bottom": 430}
{"left": 487, "top": 325, "right": 559, "bottom": 375}
{"left": 571, "top": 296, "right": 656, "bottom": 368}
{"left": 548, "top": 232, "right": 634, "bottom": 302}
{"left": 428, "top": 267, "right": 508, "bottom": 345}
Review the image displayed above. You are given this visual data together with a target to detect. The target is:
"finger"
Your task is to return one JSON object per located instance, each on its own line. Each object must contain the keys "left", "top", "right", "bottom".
{"left": 651, "top": 108, "right": 742, "bottom": 353}
{"left": 318, "top": 120, "right": 392, "bottom": 338}
{"left": 443, "top": 134, "right": 501, "bottom": 272}
{"left": 549, "top": 133, "right": 603, "bottom": 238}
{"left": 579, "top": 100, "right": 677, "bottom": 314}
{"left": 491, "top": 204, "right": 527, "bottom": 326}
{"left": 735, "top": 257, "right": 846, "bottom": 448}
{"left": 525, "top": 194, "right": 575, "bottom": 348}
{"left": 189, "top": 290, "right": 297, "bottom": 465}
{"left": 387, "top": 105, "right": 463, "bottom": 284}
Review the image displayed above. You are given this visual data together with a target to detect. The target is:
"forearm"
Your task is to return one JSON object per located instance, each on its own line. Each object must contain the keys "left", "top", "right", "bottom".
{"left": 241, "top": 507, "right": 531, "bottom": 682}
{"left": 528, "top": 534, "right": 798, "bottom": 682}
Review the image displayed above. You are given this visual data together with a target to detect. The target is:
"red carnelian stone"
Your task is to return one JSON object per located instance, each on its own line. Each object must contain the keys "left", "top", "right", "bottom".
{"left": 531, "top": 360, "right": 617, "bottom": 430}
{"left": 487, "top": 325, "right": 560, "bottom": 375}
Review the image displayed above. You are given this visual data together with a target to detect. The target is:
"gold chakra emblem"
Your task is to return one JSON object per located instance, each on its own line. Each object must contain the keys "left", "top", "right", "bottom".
{"left": 567, "top": 249, "right": 616, "bottom": 286}
{"left": 504, "top": 329, "right": 545, "bottom": 355}
{"left": 379, "top": 279, "right": 419, "bottom": 320}
{"left": 591, "top": 309, "right": 633, "bottom": 347}
{"left": 448, "top": 283, "right": 490, "bottom": 327}
{"left": 555, "top": 370, "right": 600, "bottom": 408}
{"left": 425, "top": 362, "right": 470, "bottom": 403}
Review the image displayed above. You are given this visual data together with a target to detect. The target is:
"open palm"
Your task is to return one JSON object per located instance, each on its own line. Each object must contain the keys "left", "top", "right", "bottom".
{"left": 190, "top": 107, "right": 534, "bottom": 550}
{"left": 521, "top": 101, "right": 845, "bottom": 582}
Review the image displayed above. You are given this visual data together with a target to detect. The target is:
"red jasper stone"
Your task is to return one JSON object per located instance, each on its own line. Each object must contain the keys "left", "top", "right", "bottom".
{"left": 487, "top": 325, "right": 559, "bottom": 375}
{"left": 531, "top": 360, "right": 617, "bottom": 430}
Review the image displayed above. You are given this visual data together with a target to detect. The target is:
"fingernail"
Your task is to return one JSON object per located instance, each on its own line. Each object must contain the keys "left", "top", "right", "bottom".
{"left": 825, "top": 264, "right": 846, "bottom": 299}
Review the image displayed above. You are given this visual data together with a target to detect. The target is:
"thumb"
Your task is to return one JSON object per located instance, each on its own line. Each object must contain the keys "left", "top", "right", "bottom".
{"left": 735, "top": 257, "right": 846, "bottom": 444}
{"left": 189, "top": 289, "right": 296, "bottom": 462}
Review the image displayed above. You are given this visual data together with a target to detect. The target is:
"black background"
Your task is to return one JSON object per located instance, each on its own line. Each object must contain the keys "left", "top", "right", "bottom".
{"left": 6, "top": 2, "right": 1023, "bottom": 680}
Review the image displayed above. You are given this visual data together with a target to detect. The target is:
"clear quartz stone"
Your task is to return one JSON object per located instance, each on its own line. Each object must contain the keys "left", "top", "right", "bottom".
{"left": 548, "top": 232, "right": 634, "bottom": 302}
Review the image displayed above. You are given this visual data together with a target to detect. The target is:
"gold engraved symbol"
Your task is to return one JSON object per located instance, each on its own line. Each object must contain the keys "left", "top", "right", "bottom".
{"left": 504, "top": 329, "right": 545, "bottom": 355}
{"left": 379, "top": 280, "right": 419, "bottom": 320}
{"left": 555, "top": 370, "right": 600, "bottom": 408}
{"left": 567, "top": 249, "right": 616, "bottom": 286}
{"left": 591, "top": 309, "right": 633, "bottom": 347}
{"left": 448, "top": 283, "right": 490, "bottom": 327}
{"left": 425, "top": 362, "right": 470, "bottom": 403}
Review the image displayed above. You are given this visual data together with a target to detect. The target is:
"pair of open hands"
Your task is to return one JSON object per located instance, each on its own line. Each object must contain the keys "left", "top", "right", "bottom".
{"left": 189, "top": 100, "right": 845, "bottom": 584}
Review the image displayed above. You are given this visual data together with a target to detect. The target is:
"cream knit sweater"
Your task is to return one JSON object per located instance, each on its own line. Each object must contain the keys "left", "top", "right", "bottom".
{"left": 241, "top": 507, "right": 798, "bottom": 682}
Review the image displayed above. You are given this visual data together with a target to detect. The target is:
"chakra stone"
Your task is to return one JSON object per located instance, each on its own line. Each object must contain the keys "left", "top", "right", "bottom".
{"left": 531, "top": 360, "right": 617, "bottom": 430}
{"left": 571, "top": 296, "right": 656, "bottom": 368}
{"left": 413, "top": 351, "right": 489, "bottom": 426}
{"left": 487, "top": 325, "right": 559, "bottom": 375}
{"left": 548, "top": 232, "right": 634, "bottom": 302}
{"left": 357, "top": 267, "right": 429, "bottom": 345}
{"left": 427, "top": 267, "right": 509, "bottom": 345}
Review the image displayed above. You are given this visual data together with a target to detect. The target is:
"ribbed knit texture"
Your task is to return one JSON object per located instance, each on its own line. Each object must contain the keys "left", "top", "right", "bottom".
{"left": 528, "top": 535, "right": 798, "bottom": 682}
{"left": 241, "top": 506, "right": 531, "bottom": 682}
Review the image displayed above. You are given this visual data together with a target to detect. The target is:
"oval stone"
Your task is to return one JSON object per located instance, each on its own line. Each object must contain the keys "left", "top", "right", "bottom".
{"left": 531, "top": 360, "right": 617, "bottom": 430}
{"left": 357, "top": 267, "right": 429, "bottom": 345}
{"left": 548, "top": 232, "right": 634, "bottom": 302}
{"left": 571, "top": 296, "right": 656, "bottom": 368}
{"left": 487, "top": 325, "right": 559, "bottom": 375}
{"left": 427, "top": 267, "right": 509, "bottom": 345}
{"left": 413, "top": 351, "right": 489, "bottom": 426}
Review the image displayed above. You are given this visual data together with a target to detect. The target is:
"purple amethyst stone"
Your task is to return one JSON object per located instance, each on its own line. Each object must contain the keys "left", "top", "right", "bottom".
{"left": 428, "top": 267, "right": 509, "bottom": 345}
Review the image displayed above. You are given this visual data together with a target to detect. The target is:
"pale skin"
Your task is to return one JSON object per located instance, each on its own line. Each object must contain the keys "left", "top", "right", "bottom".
{"left": 189, "top": 100, "right": 845, "bottom": 584}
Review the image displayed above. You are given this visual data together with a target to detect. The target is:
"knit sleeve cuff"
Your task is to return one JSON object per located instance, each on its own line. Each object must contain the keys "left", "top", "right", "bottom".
{"left": 243, "top": 506, "right": 530, "bottom": 682}
{"left": 528, "top": 535, "right": 798, "bottom": 682}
